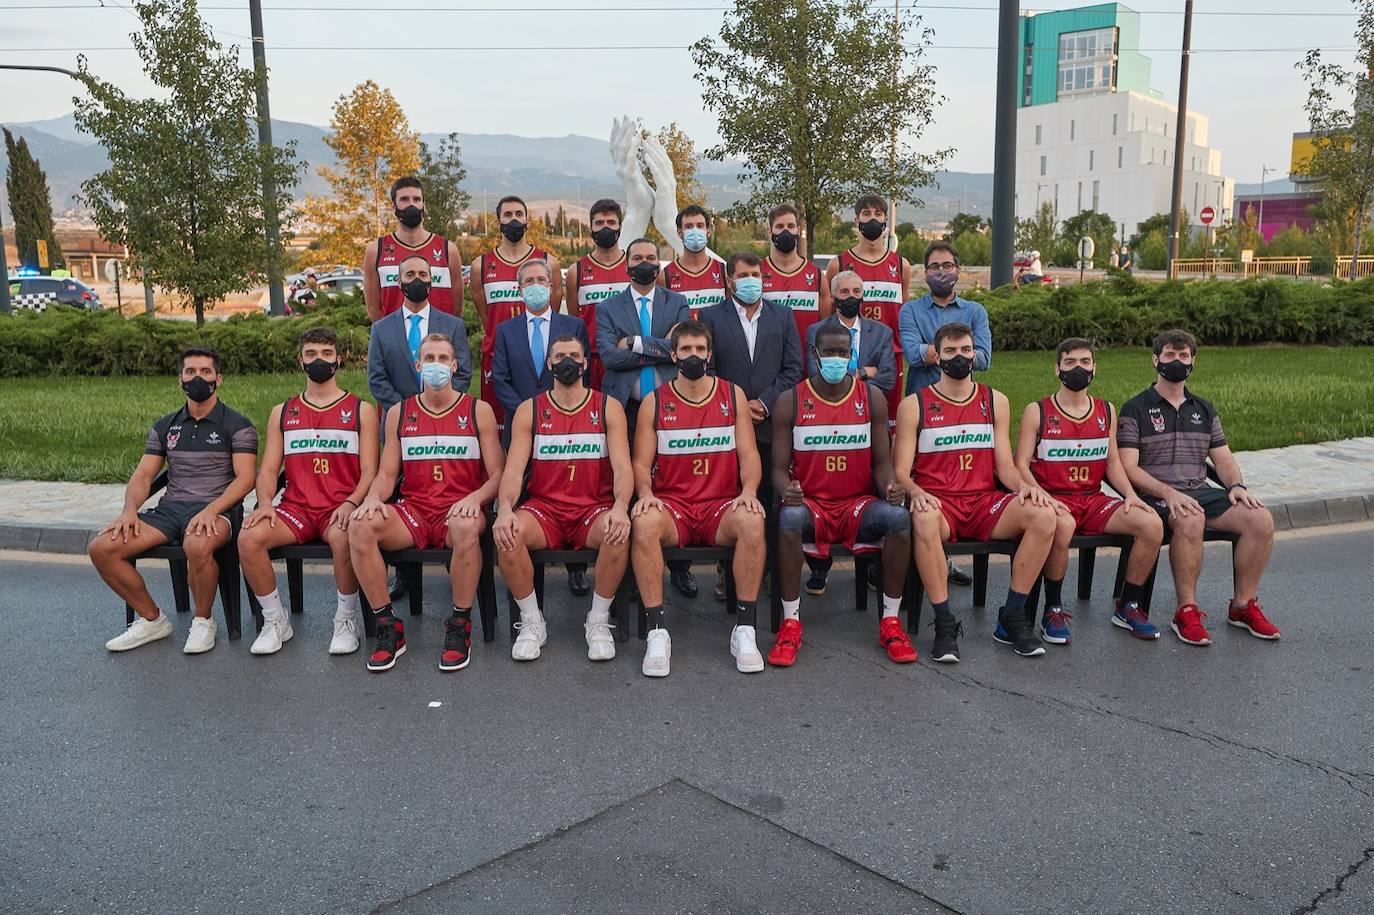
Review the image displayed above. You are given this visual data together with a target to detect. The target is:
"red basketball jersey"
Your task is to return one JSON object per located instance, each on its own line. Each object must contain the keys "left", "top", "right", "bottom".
{"left": 396, "top": 393, "right": 487, "bottom": 515}
{"left": 280, "top": 392, "right": 362, "bottom": 511}
{"left": 790, "top": 379, "right": 875, "bottom": 505}
{"left": 761, "top": 256, "right": 823, "bottom": 342}
{"left": 526, "top": 390, "right": 614, "bottom": 513}
{"left": 912, "top": 383, "right": 996, "bottom": 496}
{"left": 663, "top": 258, "right": 727, "bottom": 319}
{"left": 478, "top": 245, "right": 548, "bottom": 358}
{"left": 838, "top": 249, "right": 905, "bottom": 352}
{"left": 376, "top": 233, "right": 456, "bottom": 316}
{"left": 574, "top": 252, "right": 628, "bottom": 390}
{"left": 1029, "top": 395, "right": 1112, "bottom": 495}
{"left": 652, "top": 379, "right": 741, "bottom": 503}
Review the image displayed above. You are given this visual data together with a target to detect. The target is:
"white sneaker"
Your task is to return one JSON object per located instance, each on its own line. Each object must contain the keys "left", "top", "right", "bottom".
{"left": 250, "top": 617, "right": 293, "bottom": 655}
{"left": 105, "top": 613, "right": 173, "bottom": 652}
{"left": 328, "top": 617, "right": 360, "bottom": 655}
{"left": 183, "top": 617, "right": 217, "bottom": 654}
{"left": 511, "top": 608, "right": 547, "bottom": 661}
{"left": 731, "top": 625, "right": 765, "bottom": 673}
{"left": 642, "top": 628, "right": 671, "bottom": 678}
{"left": 585, "top": 614, "right": 616, "bottom": 661}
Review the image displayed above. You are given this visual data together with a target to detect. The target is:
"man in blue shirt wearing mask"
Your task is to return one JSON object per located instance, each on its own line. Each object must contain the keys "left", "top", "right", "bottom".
{"left": 897, "top": 240, "right": 992, "bottom": 586}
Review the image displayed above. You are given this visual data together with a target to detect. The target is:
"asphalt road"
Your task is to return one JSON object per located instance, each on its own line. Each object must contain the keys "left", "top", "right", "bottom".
{"left": 2, "top": 524, "right": 1372, "bottom": 915}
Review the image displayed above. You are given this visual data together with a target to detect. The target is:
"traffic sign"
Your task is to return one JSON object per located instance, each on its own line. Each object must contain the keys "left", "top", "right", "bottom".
{"left": 1200, "top": 206, "right": 1216, "bottom": 225}
{"left": 104, "top": 259, "right": 122, "bottom": 284}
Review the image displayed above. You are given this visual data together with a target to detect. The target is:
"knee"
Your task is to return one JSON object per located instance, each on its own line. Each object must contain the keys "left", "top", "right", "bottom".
{"left": 1054, "top": 513, "right": 1076, "bottom": 546}
{"left": 324, "top": 524, "right": 350, "bottom": 552}
{"left": 183, "top": 535, "right": 219, "bottom": 561}
{"left": 912, "top": 508, "right": 942, "bottom": 541}
{"left": 738, "top": 512, "right": 765, "bottom": 546}
{"left": 1245, "top": 506, "right": 1275, "bottom": 538}
{"left": 1137, "top": 512, "right": 1164, "bottom": 545}
{"left": 777, "top": 505, "right": 810, "bottom": 537}
{"left": 349, "top": 518, "right": 379, "bottom": 548}
{"left": 1170, "top": 512, "right": 1205, "bottom": 541}
{"left": 87, "top": 536, "right": 113, "bottom": 564}
{"left": 631, "top": 514, "right": 661, "bottom": 547}
{"left": 448, "top": 517, "right": 480, "bottom": 548}
{"left": 876, "top": 502, "right": 911, "bottom": 538}
{"left": 236, "top": 525, "right": 264, "bottom": 553}
{"left": 1029, "top": 505, "right": 1057, "bottom": 537}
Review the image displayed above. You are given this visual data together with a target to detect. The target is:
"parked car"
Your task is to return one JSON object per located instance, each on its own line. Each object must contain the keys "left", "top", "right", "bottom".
{"left": 269, "top": 274, "right": 365, "bottom": 312}
{"left": 8, "top": 275, "right": 102, "bottom": 311}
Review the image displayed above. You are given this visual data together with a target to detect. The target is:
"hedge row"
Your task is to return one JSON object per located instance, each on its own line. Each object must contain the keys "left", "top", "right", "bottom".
{"left": 3, "top": 275, "right": 1373, "bottom": 377}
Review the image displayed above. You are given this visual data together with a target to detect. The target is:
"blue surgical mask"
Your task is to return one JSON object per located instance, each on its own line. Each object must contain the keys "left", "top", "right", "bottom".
{"left": 522, "top": 284, "right": 551, "bottom": 312}
{"left": 734, "top": 276, "right": 763, "bottom": 304}
{"left": 682, "top": 228, "right": 708, "bottom": 253}
{"left": 420, "top": 362, "right": 452, "bottom": 389}
{"left": 818, "top": 356, "right": 850, "bottom": 384}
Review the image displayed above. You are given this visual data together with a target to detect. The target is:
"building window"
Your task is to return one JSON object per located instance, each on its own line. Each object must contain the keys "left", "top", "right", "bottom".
{"left": 1089, "top": 149, "right": 1094, "bottom": 171}
{"left": 1035, "top": 124, "right": 1042, "bottom": 145}
{"left": 1057, "top": 27, "right": 1118, "bottom": 98}
{"left": 1070, "top": 119, "right": 1076, "bottom": 141}
{"left": 1112, "top": 113, "right": 1118, "bottom": 135}
{"left": 1164, "top": 122, "right": 1169, "bottom": 138}
{"left": 1040, "top": 155, "right": 1047, "bottom": 176}
{"left": 1193, "top": 183, "right": 1198, "bottom": 214}
{"left": 1092, "top": 180, "right": 1100, "bottom": 211}
{"left": 1077, "top": 182, "right": 1083, "bottom": 212}
{"left": 1118, "top": 146, "right": 1123, "bottom": 168}
{"left": 1054, "top": 184, "right": 1060, "bottom": 219}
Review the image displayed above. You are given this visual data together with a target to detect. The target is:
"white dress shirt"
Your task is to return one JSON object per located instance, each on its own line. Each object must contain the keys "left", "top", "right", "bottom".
{"left": 734, "top": 298, "right": 762, "bottom": 360}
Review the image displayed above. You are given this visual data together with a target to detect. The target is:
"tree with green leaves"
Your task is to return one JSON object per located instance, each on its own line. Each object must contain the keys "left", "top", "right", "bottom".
{"left": 416, "top": 131, "right": 470, "bottom": 239}
{"left": 944, "top": 212, "right": 989, "bottom": 242}
{"left": 1299, "top": 0, "right": 1374, "bottom": 277}
{"left": 74, "top": 0, "right": 301, "bottom": 326}
{"left": 1015, "top": 202, "right": 1057, "bottom": 260}
{"left": 690, "top": 0, "right": 949, "bottom": 254}
{"left": 3, "top": 128, "right": 65, "bottom": 272}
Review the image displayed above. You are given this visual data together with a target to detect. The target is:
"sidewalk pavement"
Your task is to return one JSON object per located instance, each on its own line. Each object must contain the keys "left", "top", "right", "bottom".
{"left": 2, "top": 438, "right": 1373, "bottom": 555}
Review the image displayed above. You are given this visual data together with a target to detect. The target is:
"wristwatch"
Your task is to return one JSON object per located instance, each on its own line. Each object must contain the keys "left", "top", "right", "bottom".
{"left": 1227, "top": 482, "right": 1248, "bottom": 493}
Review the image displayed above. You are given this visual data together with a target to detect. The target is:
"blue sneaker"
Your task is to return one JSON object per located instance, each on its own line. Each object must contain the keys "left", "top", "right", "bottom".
{"left": 1041, "top": 606, "right": 1073, "bottom": 644}
{"left": 1112, "top": 600, "right": 1161, "bottom": 640}
{"left": 993, "top": 615, "right": 1011, "bottom": 644}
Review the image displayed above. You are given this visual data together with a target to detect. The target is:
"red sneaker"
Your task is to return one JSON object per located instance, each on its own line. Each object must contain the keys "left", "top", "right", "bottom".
{"left": 439, "top": 615, "right": 472, "bottom": 671}
{"left": 367, "top": 617, "right": 407, "bottom": 672}
{"left": 767, "top": 618, "right": 802, "bottom": 667}
{"left": 879, "top": 616, "right": 918, "bottom": 664}
{"left": 1227, "top": 598, "right": 1280, "bottom": 640}
{"left": 1170, "top": 604, "right": 1212, "bottom": 646}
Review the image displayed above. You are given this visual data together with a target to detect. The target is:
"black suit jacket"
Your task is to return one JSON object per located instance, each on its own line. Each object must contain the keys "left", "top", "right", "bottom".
{"left": 699, "top": 297, "right": 803, "bottom": 444}
{"left": 492, "top": 311, "right": 589, "bottom": 446}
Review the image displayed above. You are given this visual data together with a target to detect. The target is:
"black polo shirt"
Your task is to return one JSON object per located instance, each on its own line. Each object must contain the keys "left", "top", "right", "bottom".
{"left": 144, "top": 400, "right": 258, "bottom": 504}
{"left": 1117, "top": 385, "right": 1226, "bottom": 490}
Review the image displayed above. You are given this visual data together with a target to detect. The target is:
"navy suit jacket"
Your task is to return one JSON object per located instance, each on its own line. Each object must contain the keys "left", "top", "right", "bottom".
{"left": 805, "top": 315, "right": 897, "bottom": 394}
{"left": 367, "top": 305, "right": 472, "bottom": 421}
{"left": 699, "top": 298, "right": 803, "bottom": 445}
{"left": 596, "top": 284, "right": 692, "bottom": 406}
{"left": 492, "top": 311, "right": 589, "bottom": 444}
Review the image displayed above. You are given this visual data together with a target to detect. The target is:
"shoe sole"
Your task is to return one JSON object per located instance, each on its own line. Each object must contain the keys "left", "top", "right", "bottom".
{"left": 885, "top": 651, "right": 918, "bottom": 664}
{"left": 931, "top": 653, "right": 960, "bottom": 663}
{"left": 805, "top": 584, "right": 826, "bottom": 596}
{"left": 1170, "top": 623, "right": 1211, "bottom": 646}
{"left": 438, "top": 652, "right": 471, "bottom": 672}
{"left": 992, "top": 630, "right": 1011, "bottom": 645}
{"left": 588, "top": 649, "right": 616, "bottom": 662}
{"left": 183, "top": 642, "right": 215, "bottom": 655}
{"left": 642, "top": 663, "right": 670, "bottom": 678}
{"left": 106, "top": 628, "right": 173, "bottom": 652}
{"left": 251, "top": 627, "right": 292, "bottom": 656}
{"left": 767, "top": 655, "right": 797, "bottom": 667}
{"left": 1041, "top": 631, "right": 1071, "bottom": 644}
{"left": 1014, "top": 646, "right": 1047, "bottom": 657}
{"left": 511, "top": 636, "right": 544, "bottom": 662}
{"left": 368, "top": 643, "right": 407, "bottom": 672}
{"left": 328, "top": 642, "right": 360, "bottom": 655}
{"left": 1228, "top": 618, "right": 1280, "bottom": 640}
{"left": 1112, "top": 615, "right": 1161, "bottom": 640}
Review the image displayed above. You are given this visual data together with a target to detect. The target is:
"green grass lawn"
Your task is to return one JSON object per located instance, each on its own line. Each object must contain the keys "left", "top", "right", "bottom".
{"left": 2, "top": 348, "right": 1372, "bottom": 484}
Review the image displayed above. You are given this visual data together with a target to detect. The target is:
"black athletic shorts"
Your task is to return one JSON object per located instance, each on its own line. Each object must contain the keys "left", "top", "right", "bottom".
{"left": 138, "top": 499, "right": 238, "bottom": 546}
{"left": 1150, "top": 485, "right": 1233, "bottom": 526}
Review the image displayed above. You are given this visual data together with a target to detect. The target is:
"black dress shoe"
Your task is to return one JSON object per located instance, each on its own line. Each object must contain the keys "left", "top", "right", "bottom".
{"left": 713, "top": 560, "right": 727, "bottom": 602}
{"left": 946, "top": 559, "right": 973, "bottom": 586}
{"left": 567, "top": 563, "right": 591, "bottom": 596}
{"left": 670, "top": 566, "right": 698, "bottom": 598}
{"left": 387, "top": 573, "right": 407, "bottom": 600}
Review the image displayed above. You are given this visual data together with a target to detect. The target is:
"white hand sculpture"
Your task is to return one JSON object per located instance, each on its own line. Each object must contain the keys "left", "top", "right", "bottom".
{"left": 609, "top": 115, "right": 651, "bottom": 244}
{"left": 642, "top": 134, "right": 683, "bottom": 258}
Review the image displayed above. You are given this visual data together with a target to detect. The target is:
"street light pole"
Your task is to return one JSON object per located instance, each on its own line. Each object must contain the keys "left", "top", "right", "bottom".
{"left": 249, "top": 0, "right": 286, "bottom": 317}
{"left": 989, "top": 0, "right": 1019, "bottom": 288}
{"left": 1258, "top": 164, "right": 1273, "bottom": 239}
{"left": 1166, "top": 0, "right": 1194, "bottom": 272}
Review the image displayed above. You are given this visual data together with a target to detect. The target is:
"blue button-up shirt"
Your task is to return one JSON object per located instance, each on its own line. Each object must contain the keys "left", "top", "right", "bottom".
{"left": 898, "top": 293, "right": 992, "bottom": 393}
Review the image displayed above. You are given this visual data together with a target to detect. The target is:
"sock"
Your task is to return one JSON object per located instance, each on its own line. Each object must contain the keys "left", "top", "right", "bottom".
{"left": 336, "top": 591, "right": 359, "bottom": 619}
{"left": 1004, "top": 589, "right": 1029, "bottom": 618}
{"left": 881, "top": 594, "right": 901, "bottom": 619}
{"left": 736, "top": 600, "right": 757, "bottom": 628}
{"left": 373, "top": 601, "right": 395, "bottom": 619}
{"left": 1043, "top": 577, "right": 1064, "bottom": 608}
{"left": 781, "top": 598, "right": 801, "bottom": 622}
{"left": 932, "top": 599, "right": 953, "bottom": 621}
{"left": 513, "top": 591, "right": 541, "bottom": 621}
{"left": 589, "top": 592, "right": 614, "bottom": 622}
{"left": 256, "top": 589, "right": 284, "bottom": 621}
{"left": 452, "top": 605, "right": 472, "bottom": 621}
{"left": 1120, "top": 581, "right": 1144, "bottom": 607}
{"left": 645, "top": 605, "right": 666, "bottom": 630}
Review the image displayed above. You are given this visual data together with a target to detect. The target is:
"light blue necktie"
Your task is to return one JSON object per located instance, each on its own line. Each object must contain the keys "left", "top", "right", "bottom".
{"left": 407, "top": 313, "right": 422, "bottom": 380}
{"left": 638, "top": 296, "right": 655, "bottom": 399}
{"left": 848, "top": 326, "right": 859, "bottom": 373}
{"left": 529, "top": 315, "right": 545, "bottom": 375}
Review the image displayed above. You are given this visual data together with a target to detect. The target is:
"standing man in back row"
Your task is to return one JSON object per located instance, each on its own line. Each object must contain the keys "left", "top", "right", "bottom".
{"left": 761, "top": 203, "right": 830, "bottom": 343}
{"left": 363, "top": 176, "right": 464, "bottom": 322}
{"left": 660, "top": 205, "right": 727, "bottom": 318}
{"left": 566, "top": 198, "right": 630, "bottom": 392}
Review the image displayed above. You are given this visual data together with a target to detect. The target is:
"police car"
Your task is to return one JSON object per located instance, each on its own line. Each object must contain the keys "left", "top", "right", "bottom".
{"left": 6, "top": 274, "right": 103, "bottom": 311}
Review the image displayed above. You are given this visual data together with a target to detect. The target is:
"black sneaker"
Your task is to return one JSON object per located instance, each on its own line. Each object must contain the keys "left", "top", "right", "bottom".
{"left": 670, "top": 565, "right": 698, "bottom": 599}
{"left": 946, "top": 559, "right": 973, "bottom": 587}
{"left": 567, "top": 564, "right": 591, "bottom": 596}
{"left": 866, "top": 562, "right": 880, "bottom": 592}
{"left": 713, "top": 560, "right": 727, "bottom": 602}
{"left": 439, "top": 615, "right": 472, "bottom": 671}
{"left": 998, "top": 609, "right": 1045, "bottom": 658}
{"left": 805, "top": 571, "right": 827, "bottom": 596}
{"left": 367, "top": 616, "right": 406, "bottom": 672}
{"left": 930, "top": 616, "right": 963, "bottom": 663}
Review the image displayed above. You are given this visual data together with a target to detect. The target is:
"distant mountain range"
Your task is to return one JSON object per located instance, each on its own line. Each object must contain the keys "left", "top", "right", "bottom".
{"left": 3, "top": 113, "right": 1285, "bottom": 227}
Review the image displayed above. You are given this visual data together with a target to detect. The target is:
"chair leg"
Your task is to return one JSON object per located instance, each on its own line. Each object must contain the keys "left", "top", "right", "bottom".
{"left": 287, "top": 558, "right": 305, "bottom": 615}
{"left": 1112, "top": 542, "right": 1132, "bottom": 600}
{"left": 244, "top": 582, "right": 265, "bottom": 633}
{"left": 905, "top": 560, "right": 924, "bottom": 635}
{"left": 725, "top": 552, "right": 738, "bottom": 613}
{"left": 972, "top": 554, "right": 990, "bottom": 607}
{"left": 361, "top": 590, "right": 377, "bottom": 638}
{"left": 170, "top": 559, "right": 191, "bottom": 615}
{"left": 613, "top": 575, "right": 632, "bottom": 644}
{"left": 218, "top": 548, "right": 241, "bottom": 641}
{"left": 1141, "top": 559, "right": 1159, "bottom": 614}
{"left": 637, "top": 596, "right": 648, "bottom": 641}
{"left": 853, "top": 556, "right": 868, "bottom": 614}
{"left": 1077, "top": 547, "right": 1097, "bottom": 600}
{"left": 403, "top": 563, "right": 423, "bottom": 616}
{"left": 478, "top": 543, "right": 497, "bottom": 644}
{"left": 1024, "top": 574, "right": 1043, "bottom": 623}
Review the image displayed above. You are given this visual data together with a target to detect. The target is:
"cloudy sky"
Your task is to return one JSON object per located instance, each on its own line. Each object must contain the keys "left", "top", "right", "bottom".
{"left": 0, "top": 0, "right": 1361, "bottom": 183}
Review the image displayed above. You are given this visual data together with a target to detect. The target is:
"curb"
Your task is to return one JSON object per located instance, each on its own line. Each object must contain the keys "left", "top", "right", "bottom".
{"left": 3, "top": 493, "right": 1371, "bottom": 557}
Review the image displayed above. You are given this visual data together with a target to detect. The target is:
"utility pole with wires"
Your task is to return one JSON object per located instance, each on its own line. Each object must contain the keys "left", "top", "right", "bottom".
{"left": 888, "top": 0, "right": 900, "bottom": 256}
{"left": 1166, "top": 0, "right": 1194, "bottom": 272}
{"left": 249, "top": 0, "right": 286, "bottom": 317}
{"left": 989, "top": 0, "right": 1018, "bottom": 287}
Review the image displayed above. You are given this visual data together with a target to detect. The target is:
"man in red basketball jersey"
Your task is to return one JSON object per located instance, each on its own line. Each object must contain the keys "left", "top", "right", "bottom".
{"left": 565, "top": 198, "right": 629, "bottom": 392}
{"left": 363, "top": 176, "right": 464, "bottom": 321}
{"left": 659, "top": 205, "right": 726, "bottom": 318}
{"left": 494, "top": 334, "right": 634, "bottom": 663}
{"left": 761, "top": 203, "right": 830, "bottom": 342}
{"left": 1014, "top": 338, "right": 1163, "bottom": 645}
{"left": 240, "top": 327, "right": 380, "bottom": 657}
{"left": 892, "top": 322, "right": 1058, "bottom": 663}
{"left": 629, "top": 321, "right": 767, "bottom": 678}
{"left": 348, "top": 333, "right": 505, "bottom": 674}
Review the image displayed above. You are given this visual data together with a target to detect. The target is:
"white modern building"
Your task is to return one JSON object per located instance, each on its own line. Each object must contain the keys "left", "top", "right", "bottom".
{"left": 1014, "top": 3, "right": 1234, "bottom": 242}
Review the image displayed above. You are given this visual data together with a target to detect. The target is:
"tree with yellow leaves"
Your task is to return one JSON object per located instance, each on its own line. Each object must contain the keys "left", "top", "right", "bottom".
{"left": 302, "top": 81, "right": 419, "bottom": 267}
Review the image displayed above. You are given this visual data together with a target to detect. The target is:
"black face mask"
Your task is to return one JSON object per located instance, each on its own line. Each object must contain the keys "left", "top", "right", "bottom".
{"left": 677, "top": 355, "right": 707, "bottom": 381}
{"left": 628, "top": 261, "right": 659, "bottom": 286}
{"left": 401, "top": 278, "right": 430, "bottom": 304}
{"left": 591, "top": 226, "right": 620, "bottom": 250}
{"left": 550, "top": 357, "right": 583, "bottom": 386}
{"left": 395, "top": 205, "right": 424, "bottom": 229}
{"left": 501, "top": 220, "right": 527, "bottom": 243}
{"left": 1058, "top": 366, "right": 1093, "bottom": 392}
{"left": 182, "top": 376, "right": 217, "bottom": 403}
{"left": 834, "top": 295, "right": 862, "bottom": 319}
{"left": 304, "top": 358, "right": 338, "bottom": 384}
{"left": 858, "top": 218, "right": 887, "bottom": 242}
{"left": 1157, "top": 358, "right": 1193, "bottom": 383}
{"left": 771, "top": 230, "right": 798, "bottom": 254}
{"left": 938, "top": 355, "right": 973, "bottom": 380}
